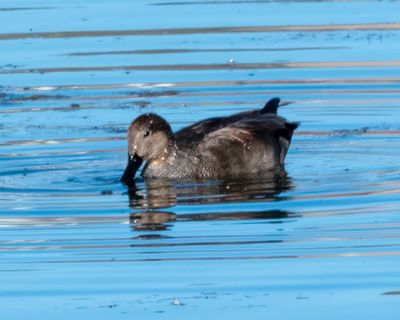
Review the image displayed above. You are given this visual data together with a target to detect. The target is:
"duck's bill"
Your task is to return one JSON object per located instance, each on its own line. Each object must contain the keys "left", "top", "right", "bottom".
{"left": 120, "top": 153, "right": 143, "bottom": 185}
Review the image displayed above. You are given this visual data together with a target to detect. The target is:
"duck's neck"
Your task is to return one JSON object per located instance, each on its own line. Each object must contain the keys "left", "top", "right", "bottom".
{"left": 164, "top": 141, "right": 178, "bottom": 164}
{"left": 143, "top": 139, "right": 178, "bottom": 178}
{"left": 153, "top": 136, "right": 177, "bottom": 165}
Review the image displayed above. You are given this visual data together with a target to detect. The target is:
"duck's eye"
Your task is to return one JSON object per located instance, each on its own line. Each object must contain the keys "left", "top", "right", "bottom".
{"left": 143, "top": 131, "right": 150, "bottom": 138}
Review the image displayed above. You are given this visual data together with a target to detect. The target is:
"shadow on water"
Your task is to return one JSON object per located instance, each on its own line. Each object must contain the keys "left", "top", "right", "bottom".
{"left": 126, "top": 171, "right": 296, "bottom": 231}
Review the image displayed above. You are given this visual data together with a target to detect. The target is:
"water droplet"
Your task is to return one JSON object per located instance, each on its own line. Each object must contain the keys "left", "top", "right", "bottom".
{"left": 172, "top": 298, "right": 184, "bottom": 306}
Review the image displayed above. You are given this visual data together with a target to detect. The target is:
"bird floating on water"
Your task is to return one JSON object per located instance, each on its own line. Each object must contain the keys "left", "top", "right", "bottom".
{"left": 121, "top": 97, "right": 299, "bottom": 184}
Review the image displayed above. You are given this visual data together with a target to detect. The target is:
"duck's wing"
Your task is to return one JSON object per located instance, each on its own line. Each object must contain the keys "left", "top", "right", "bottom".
{"left": 200, "top": 116, "right": 299, "bottom": 166}
{"left": 239, "top": 116, "right": 299, "bottom": 165}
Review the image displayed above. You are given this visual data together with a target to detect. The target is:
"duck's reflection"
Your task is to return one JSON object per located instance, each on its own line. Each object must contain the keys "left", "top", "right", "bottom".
{"left": 129, "top": 209, "right": 295, "bottom": 231}
{"left": 130, "top": 211, "right": 177, "bottom": 231}
{"left": 127, "top": 171, "right": 295, "bottom": 231}
{"left": 128, "top": 171, "right": 292, "bottom": 208}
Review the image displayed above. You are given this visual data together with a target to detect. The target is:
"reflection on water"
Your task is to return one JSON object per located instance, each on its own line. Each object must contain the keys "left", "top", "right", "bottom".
{"left": 128, "top": 172, "right": 294, "bottom": 230}
{"left": 130, "top": 211, "right": 177, "bottom": 231}
{"left": 128, "top": 171, "right": 292, "bottom": 209}
{"left": 130, "top": 209, "right": 294, "bottom": 231}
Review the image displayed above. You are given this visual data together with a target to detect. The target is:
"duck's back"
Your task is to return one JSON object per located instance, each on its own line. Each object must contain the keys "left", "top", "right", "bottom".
{"left": 174, "top": 110, "right": 256, "bottom": 149}
{"left": 175, "top": 98, "right": 291, "bottom": 149}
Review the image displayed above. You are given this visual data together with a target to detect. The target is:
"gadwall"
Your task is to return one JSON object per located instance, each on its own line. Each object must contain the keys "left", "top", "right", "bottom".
{"left": 121, "top": 98, "right": 299, "bottom": 183}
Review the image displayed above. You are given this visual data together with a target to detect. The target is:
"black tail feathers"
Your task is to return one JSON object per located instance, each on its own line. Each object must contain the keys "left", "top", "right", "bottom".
{"left": 261, "top": 97, "right": 280, "bottom": 114}
{"left": 285, "top": 121, "right": 300, "bottom": 132}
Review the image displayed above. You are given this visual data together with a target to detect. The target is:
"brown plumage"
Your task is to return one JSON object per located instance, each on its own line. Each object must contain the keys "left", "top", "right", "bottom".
{"left": 121, "top": 98, "right": 299, "bottom": 183}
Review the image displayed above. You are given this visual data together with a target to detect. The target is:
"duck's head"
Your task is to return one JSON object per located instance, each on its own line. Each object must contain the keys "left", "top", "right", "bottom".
{"left": 121, "top": 113, "right": 174, "bottom": 185}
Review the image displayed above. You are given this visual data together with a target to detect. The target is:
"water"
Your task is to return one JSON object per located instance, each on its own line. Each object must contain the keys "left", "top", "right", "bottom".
{"left": 1, "top": 1, "right": 400, "bottom": 319}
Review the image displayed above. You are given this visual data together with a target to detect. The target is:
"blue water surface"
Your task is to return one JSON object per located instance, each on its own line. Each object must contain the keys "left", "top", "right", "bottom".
{"left": 1, "top": 0, "right": 400, "bottom": 319}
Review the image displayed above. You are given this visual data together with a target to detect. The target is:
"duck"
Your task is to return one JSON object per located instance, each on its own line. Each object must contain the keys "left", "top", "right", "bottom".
{"left": 121, "top": 97, "right": 299, "bottom": 184}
